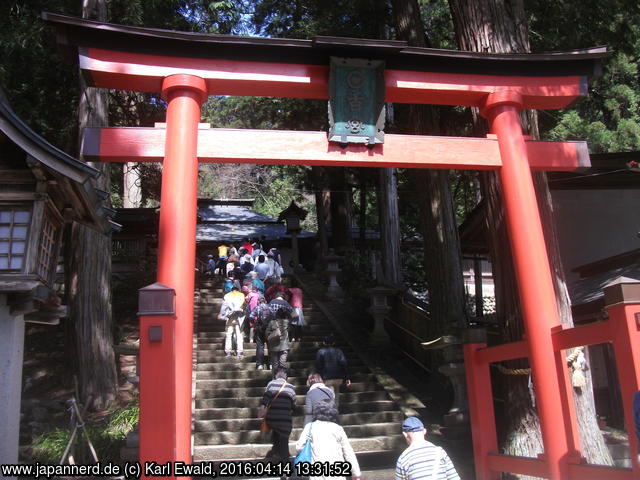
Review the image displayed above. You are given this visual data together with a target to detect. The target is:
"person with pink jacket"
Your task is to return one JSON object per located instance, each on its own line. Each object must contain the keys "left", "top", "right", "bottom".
{"left": 242, "top": 283, "right": 261, "bottom": 342}
{"left": 288, "top": 287, "right": 305, "bottom": 342}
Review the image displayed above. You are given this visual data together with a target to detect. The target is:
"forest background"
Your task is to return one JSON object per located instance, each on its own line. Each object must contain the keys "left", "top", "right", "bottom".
{"left": 2, "top": 0, "right": 640, "bottom": 471}
{"left": 3, "top": 0, "right": 640, "bottom": 250}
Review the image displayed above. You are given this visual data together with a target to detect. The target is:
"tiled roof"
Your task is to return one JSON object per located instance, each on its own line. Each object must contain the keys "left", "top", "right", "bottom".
{"left": 196, "top": 223, "right": 314, "bottom": 243}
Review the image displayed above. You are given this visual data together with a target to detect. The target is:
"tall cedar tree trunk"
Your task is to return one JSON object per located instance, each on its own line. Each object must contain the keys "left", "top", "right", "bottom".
{"left": 312, "top": 166, "right": 330, "bottom": 256}
{"left": 327, "top": 167, "right": 353, "bottom": 250}
{"left": 358, "top": 170, "right": 367, "bottom": 249}
{"left": 448, "top": 0, "right": 612, "bottom": 467}
{"left": 379, "top": 168, "right": 402, "bottom": 285}
{"left": 64, "top": 0, "right": 117, "bottom": 411}
{"left": 392, "top": 0, "right": 467, "bottom": 336}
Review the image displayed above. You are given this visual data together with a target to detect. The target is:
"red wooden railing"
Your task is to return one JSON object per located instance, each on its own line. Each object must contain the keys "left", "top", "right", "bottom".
{"left": 464, "top": 277, "right": 640, "bottom": 479}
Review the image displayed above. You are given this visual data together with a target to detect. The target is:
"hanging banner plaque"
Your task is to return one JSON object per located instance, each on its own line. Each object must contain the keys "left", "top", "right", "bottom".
{"left": 328, "top": 57, "right": 385, "bottom": 145}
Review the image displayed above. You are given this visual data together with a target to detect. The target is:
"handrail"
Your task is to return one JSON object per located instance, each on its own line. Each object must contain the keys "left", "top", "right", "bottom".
{"left": 400, "top": 291, "right": 429, "bottom": 313}
{"left": 195, "top": 258, "right": 208, "bottom": 272}
{"left": 386, "top": 292, "right": 435, "bottom": 374}
{"left": 384, "top": 315, "right": 428, "bottom": 344}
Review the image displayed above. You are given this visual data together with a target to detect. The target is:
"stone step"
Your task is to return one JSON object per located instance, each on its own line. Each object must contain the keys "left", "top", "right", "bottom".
{"left": 195, "top": 324, "right": 335, "bottom": 334}
{"left": 195, "top": 343, "right": 356, "bottom": 355}
{"left": 195, "top": 368, "right": 371, "bottom": 380}
{"left": 194, "top": 390, "right": 392, "bottom": 406}
{"left": 193, "top": 436, "right": 403, "bottom": 462}
{"left": 193, "top": 411, "right": 404, "bottom": 428}
{"left": 195, "top": 345, "right": 352, "bottom": 356}
{"left": 191, "top": 291, "right": 406, "bottom": 472}
{"left": 194, "top": 423, "right": 402, "bottom": 445}
{"left": 195, "top": 359, "right": 367, "bottom": 371}
{"left": 195, "top": 330, "right": 341, "bottom": 340}
{"left": 195, "top": 350, "right": 364, "bottom": 370}
{"left": 193, "top": 401, "right": 399, "bottom": 419}
{"left": 194, "top": 381, "right": 381, "bottom": 396}
{"left": 195, "top": 371, "right": 375, "bottom": 384}
{"left": 195, "top": 351, "right": 350, "bottom": 362}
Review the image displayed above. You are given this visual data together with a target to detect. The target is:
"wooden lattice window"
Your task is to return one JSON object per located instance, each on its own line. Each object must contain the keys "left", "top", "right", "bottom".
{"left": 37, "top": 216, "right": 58, "bottom": 281}
{"left": 0, "top": 209, "right": 31, "bottom": 271}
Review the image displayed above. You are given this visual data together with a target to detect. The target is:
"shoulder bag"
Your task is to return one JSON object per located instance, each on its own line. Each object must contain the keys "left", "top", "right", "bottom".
{"left": 259, "top": 381, "right": 287, "bottom": 433}
{"left": 294, "top": 424, "right": 313, "bottom": 465}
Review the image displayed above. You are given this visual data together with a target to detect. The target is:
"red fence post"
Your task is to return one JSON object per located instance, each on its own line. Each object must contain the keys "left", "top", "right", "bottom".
{"left": 480, "top": 91, "right": 571, "bottom": 480}
{"left": 463, "top": 329, "right": 500, "bottom": 480}
{"left": 551, "top": 325, "right": 584, "bottom": 462}
{"left": 603, "top": 277, "right": 640, "bottom": 475}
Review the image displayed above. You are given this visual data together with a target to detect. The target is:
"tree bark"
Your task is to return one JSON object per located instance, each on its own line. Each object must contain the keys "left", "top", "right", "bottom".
{"left": 312, "top": 166, "right": 330, "bottom": 256}
{"left": 122, "top": 163, "right": 142, "bottom": 208}
{"left": 327, "top": 167, "right": 353, "bottom": 250}
{"left": 392, "top": 0, "right": 467, "bottom": 335}
{"left": 358, "top": 170, "right": 367, "bottom": 249}
{"left": 378, "top": 168, "right": 402, "bottom": 286}
{"left": 64, "top": 0, "right": 117, "bottom": 411}
{"left": 448, "top": 0, "right": 612, "bottom": 467}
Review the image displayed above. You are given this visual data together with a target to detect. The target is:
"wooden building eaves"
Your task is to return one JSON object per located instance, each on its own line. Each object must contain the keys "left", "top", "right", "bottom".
{"left": 0, "top": 96, "right": 112, "bottom": 233}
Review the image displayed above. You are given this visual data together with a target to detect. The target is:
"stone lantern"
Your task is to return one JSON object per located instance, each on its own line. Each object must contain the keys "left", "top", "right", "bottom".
{"left": 324, "top": 250, "right": 345, "bottom": 299}
{"left": 366, "top": 285, "right": 396, "bottom": 341}
{"left": 422, "top": 334, "right": 469, "bottom": 437}
{"left": 278, "top": 201, "right": 307, "bottom": 273}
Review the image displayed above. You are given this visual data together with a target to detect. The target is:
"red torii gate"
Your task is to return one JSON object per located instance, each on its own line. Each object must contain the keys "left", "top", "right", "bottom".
{"left": 44, "top": 13, "right": 639, "bottom": 480}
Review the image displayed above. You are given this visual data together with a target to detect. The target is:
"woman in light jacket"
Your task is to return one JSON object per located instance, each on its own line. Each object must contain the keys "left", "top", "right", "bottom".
{"left": 295, "top": 402, "right": 361, "bottom": 480}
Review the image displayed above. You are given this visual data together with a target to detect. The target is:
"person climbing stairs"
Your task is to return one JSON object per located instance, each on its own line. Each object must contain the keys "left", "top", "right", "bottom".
{"left": 192, "top": 277, "right": 407, "bottom": 476}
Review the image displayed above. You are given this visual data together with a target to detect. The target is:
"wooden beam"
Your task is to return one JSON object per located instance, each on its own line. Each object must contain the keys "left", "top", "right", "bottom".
{"left": 82, "top": 127, "right": 590, "bottom": 171}
{"left": 24, "top": 306, "right": 66, "bottom": 325}
{"left": 486, "top": 454, "right": 548, "bottom": 478}
{"left": 0, "top": 275, "right": 41, "bottom": 293}
{"left": 476, "top": 340, "right": 530, "bottom": 364}
{"left": 552, "top": 322, "right": 612, "bottom": 350}
{"left": 81, "top": 47, "right": 586, "bottom": 110}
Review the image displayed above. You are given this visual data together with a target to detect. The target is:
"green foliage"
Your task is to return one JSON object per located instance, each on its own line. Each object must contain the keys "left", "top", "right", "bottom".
{"left": 0, "top": 1, "right": 81, "bottom": 152}
{"left": 251, "top": 0, "right": 390, "bottom": 39}
{"left": 529, "top": 1, "right": 640, "bottom": 153}
{"left": 31, "top": 399, "right": 139, "bottom": 463}
{"left": 31, "top": 428, "right": 72, "bottom": 463}
{"left": 545, "top": 53, "right": 640, "bottom": 152}
{"left": 203, "top": 95, "right": 326, "bottom": 131}
{"left": 253, "top": 166, "right": 318, "bottom": 232}
{"left": 402, "top": 248, "right": 427, "bottom": 292}
{"left": 419, "top": 0, "right": 456, "bottom": 49}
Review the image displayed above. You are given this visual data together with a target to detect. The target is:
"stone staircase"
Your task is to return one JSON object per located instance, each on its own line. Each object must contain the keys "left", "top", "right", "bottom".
{"left": 192, "top": 278, "right": 405, "bottom": 472}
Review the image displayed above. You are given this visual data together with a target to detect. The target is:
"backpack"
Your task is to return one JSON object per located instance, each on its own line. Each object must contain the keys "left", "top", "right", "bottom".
{"left": 266, "top": 319, "right": 282, "bottom": 343}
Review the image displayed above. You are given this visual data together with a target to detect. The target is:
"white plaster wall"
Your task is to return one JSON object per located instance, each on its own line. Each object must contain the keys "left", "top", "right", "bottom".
{"left": 551, "top": 189, "right": 640, "bottom": 282}
{"left": 0, "top": 295, "right": 25, "bottom": 479}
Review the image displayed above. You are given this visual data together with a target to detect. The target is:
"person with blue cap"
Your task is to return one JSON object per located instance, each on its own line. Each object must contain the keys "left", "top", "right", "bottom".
{"left": 394, "top": 417, "right": 460, "bottom": 480}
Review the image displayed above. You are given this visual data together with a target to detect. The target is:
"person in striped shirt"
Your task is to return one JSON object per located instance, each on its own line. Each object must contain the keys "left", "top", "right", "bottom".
{"left": 395, "top": 417, "right": 460, "bottom": 480}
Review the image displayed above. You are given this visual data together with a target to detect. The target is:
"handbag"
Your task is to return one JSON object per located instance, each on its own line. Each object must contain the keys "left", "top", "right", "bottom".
{"left": 294, "top": 425, "right": 312, "bottom": 465}
{"left": 259, "top": 381, "right": 287, "bottom": 434}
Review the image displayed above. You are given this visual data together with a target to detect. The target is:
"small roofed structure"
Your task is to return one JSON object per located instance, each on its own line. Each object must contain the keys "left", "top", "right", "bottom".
{"left": 0, "top": 91, "right": 113, "bottom": 467}
{"left": 196, "top": 198, "right": 314, "bottom": 245}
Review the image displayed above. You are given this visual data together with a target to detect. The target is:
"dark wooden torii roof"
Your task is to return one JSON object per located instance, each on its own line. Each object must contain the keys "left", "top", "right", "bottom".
{"left": 43, "top": 12, "right": 608, "bottom": 78}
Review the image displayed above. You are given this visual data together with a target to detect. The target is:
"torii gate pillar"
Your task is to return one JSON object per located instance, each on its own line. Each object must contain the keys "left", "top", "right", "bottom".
{"left": 481, "top": 92, "right": 571, "bottom": 480}
{"left": 139, "top": 74, "right": 207, "bottom": 477}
